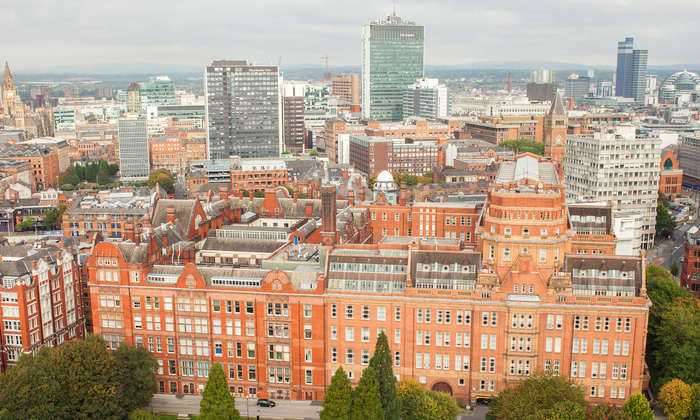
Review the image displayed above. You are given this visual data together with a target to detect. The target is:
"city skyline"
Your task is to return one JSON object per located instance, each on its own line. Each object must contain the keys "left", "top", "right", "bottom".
{"left": 1, "top": 1, "right": 700, "bottom": 72}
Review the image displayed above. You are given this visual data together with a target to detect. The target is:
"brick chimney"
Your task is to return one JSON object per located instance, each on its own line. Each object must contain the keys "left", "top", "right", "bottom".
{"left": 166, "top": 207, "right": 176, "bottom": 224}
{"left": 320, "top": 186, "right": 337, "bottom": 246}
{"left": 399, "top": 184, "right": 407, "bottom": 206}
{"left": 305, "top": 202, "right": 313, "bottom": 218}
{"left": 293, "top": 193, "right": 298, "bottom": 203}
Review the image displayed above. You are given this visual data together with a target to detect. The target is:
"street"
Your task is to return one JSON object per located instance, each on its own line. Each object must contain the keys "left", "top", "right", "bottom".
{"left": 148, "top": 394, "right": 322, "bottom": 419}
{"left": 646, "top": 219, "right": 694, "bottom": 272}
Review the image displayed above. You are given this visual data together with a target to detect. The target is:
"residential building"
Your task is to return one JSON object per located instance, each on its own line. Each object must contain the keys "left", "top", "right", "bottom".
{"left": 0, "top": 243, "right": 85, "bottom": 372}
{"left": 681, "top": 229, "right": 700, "bottom": 297}
{"left": 205, "top": 60, "right": 282, "bottom": 159}
{"left": 19, "top": 137, "right": 71, "bottom": 173}
{"left": 403, "top": 78, "right": 451, "bottom": 120}
{"left": 331, "top": 74, "right": 361, "bottom": 104}
{"left": 282, "top": 84, "right": 306, "bottom": 154}
{"left": 349, "top": 135, "right": 438, "bottom": 176}
{"left": 361, "top": 14, "right": 424, "bottom": 121}
{"left": 564, "top": 126, "right": 660, "bottom": 250}
{"left": 118, "top": 117, "right": 150, "bottom": 180}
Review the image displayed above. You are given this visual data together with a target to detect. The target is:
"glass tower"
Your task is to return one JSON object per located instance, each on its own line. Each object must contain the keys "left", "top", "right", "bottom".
{"left": 205, "top": 60, "right": 282, "bottom": 159}
{"left": 615, "top": 37, "right": 647, "bottom": 102}
{"left": 362, "top": 14, "right": 424, "bottom": 122}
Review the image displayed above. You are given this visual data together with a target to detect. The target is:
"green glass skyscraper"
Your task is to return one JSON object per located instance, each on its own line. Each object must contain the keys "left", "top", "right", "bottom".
{"left": 362, "top": 14, "right": 424, "bottom": 122}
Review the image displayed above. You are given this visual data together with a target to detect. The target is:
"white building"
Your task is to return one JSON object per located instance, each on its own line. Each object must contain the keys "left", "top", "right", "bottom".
{"left": 402, "top": 78, "right": 450, "bottom": 120}
{"left": 563, "top": 125, "right": 661, "bottom": 250}
{"left": 531, "top": 68, "right": 555, "bottom": 84}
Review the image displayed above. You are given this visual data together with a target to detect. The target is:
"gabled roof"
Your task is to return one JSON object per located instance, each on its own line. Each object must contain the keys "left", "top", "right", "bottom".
{"left": 151, "top": 199, "right": 197, "bottom": 236}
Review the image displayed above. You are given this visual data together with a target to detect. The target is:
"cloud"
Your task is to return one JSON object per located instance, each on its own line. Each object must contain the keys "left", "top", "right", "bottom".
{"left": 1, "top": 0, "right": 698, "bottom": 71}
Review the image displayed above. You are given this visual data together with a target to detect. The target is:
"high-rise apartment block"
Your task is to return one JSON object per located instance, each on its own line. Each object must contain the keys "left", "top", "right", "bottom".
{"left": 205, "top": 60, "right": 282, "bottom": 159}
{"left": 362, "top": 14, "right": 424, "bottom": 121}
{"left": 403, "top": 78, "right": 451, "bottom": 120}
{"left": 615, "top": 37, "right": 648, "bottom": 102}
{"left": 563, "top": 126, "right": 660, "bottom": 251}
{"left": 282, "top": 84, "right": 306, "bottom": 154}
{"left": 331, "top": 74, "right": 361, "bottom": 104}
{"left": 118, "top": 116, "right": 150, "bottom": 180}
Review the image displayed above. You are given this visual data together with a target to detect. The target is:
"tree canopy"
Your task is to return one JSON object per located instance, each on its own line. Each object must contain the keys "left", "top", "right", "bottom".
{"left": 0, "top": 335, "right": 156, "bottom": 419}
{"left": 321, "top": 367, "right": 352, "bottom": 420}
{"left": 199, "top": 363, "right": 240, "bottom": 420}
{"left": 369, "top": 332, "right": 400, "bottom": 420}
{"left": 621, "top": 392, "right": 654, "bottom": 420}
{"left": 41, "top": 204, "right": 67, "bottom": 230}
{"left": 486, "top": 373, "right": 587, "bottom": 420}
{"left": 645, "top": 265, "right": 700, "bottom": 389}
{"left": 396, "top": 380, "right": 459, "bottom": 420}
{"left": 656, "top": 201, "right": 676, "bottom": 238}
{"left": 350, "top": 367, "right": 384, "bottom": 420}
{"left": 147, "top": 169, "right": 175, "bottom": 194}
{"left": 659, "top": 379, "right": 694, "bottom": 420}
{"left": 58, "top": 160, "right": 118, "bottom": 187}
{"left": 499, "top": 139, "right": 545, "bottom": 156}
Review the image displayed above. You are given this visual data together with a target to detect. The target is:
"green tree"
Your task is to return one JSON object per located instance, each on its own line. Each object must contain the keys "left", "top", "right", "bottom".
{"left": 199, "top": 363, "right": 240, "bottom": 420}
{"left": 114, "top": 343, "right": 157, "bottom": 413}
{"left": 309, "top": 150, "right": 318, "bottom": 156}
{"left": 656, "top": 201, "right": 676, "bottom": 238}
{"left": 670, "top": 262, "right": 680, "bottom": 276}
{"left": 128, "top": 409, "right": 157, "bottom": 420}
{"left": 532, "top": 400, "right": 587, "bottom": 420}
{"left": 621, "top": 392, "right": 653, "bottom": 420}
{"left": 321, "top": 367, "right": 352, "bottom": 420}
{"left": 15, "top": 217, "right": 35, "bottom": 231}
{"left": 659, "top": 379, "right": 693, "bottom": 420}
{"left": 396, "top": 381, "right": 426, "bottom": 420}
{"left": 486, "top": 373, "right": 587, "bottom": 420}
{"left": 690, "top": 383, "right": 700, "bottom": 420}
{"left": 97, "top": 168, "right": 111, "bottom": 185}
{"left": 147, "top": 169, "right": 175, "bottom": 194}
{"left": 350, "top": 367, "right": 384, "bottom": 420}
{"left": 369, "top": 332, "right": 400, "bottom": 420}
{"left": 429, "top": 390, "right": 460, "bottom": 420}
{"left": 41, "top": 204, "right": 67, "bottom": 230}
{"left": 58, "top": 166, "right": 81, "bottom": 186}
{"left": 499, "top": 139, "right": 545, "bottom": 156}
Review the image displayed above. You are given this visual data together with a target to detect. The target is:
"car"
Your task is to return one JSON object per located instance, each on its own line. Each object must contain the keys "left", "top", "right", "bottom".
{"left": 257, "top": 398, "right": 276, "bottom": 407}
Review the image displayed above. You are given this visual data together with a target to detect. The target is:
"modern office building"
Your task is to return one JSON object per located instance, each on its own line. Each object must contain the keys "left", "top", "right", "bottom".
{"left": 678, "top": 134, "right": 700, "bottom": 189}
{"left": 361, "top": 14, "right": 424, "bottom": 121}
{"left": 526, "top": 83, "right": 558, "bottom": 102}
{"left": 564, "top": 75, "right": 592, "bottom": 101}
{"left": 348, "top": 135, "right": 438, "bottom": 176}
{"left": 615, "top": 37, "right": 648, "bottom": 102}
{"left": 331, "top": 74, "right": 361, "bottom": 104}
{"left": 118, "top": 116, "right": 149, "bottom": 180}
{"left": 530, "top": 69, "right": 555, "bottom": 84}
{"left": 139, "top": 76, "right": 175, "bottom": 110}
{"left": 563, "top": 126, "right": 660, "bottom": 250}
{"left": 205, "top": 60, "right": 282, "bottom": 159}
{"left": 402, "top": 78, "right": 451, "bottom": 120}
{"left": 658, "top": 70, "right": 700, "bottom": 104}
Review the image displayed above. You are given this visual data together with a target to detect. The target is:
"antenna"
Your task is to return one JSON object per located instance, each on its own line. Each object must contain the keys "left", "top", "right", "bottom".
{"left": 321, "top": 55, "right": 330, "bottom": 82}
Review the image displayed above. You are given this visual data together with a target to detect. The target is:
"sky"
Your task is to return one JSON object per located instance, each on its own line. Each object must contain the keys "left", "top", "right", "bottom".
{"left": 2, "top": 0, "right": 699, "bottom": 72}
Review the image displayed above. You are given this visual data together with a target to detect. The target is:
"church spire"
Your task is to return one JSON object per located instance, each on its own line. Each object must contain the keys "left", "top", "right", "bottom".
{"left": 3, "top": 61, "right": 12, "bottom": 84}
{"left": 548, "top": 90, "right": 565, "bottom": 116}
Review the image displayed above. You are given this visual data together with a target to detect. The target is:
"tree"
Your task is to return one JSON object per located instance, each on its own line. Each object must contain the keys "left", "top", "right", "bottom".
{"left": 114, "top": 343, "right": 157, "bottom": 413}
{"left": 486, "top": 373, "right": 588, "bottom": 420}
{"left": 97, "top": 168, "right": 111, "bottom": 185}
{"left": 428, "top": 390, "right": 460, "bottom": 420}
{"left": 350, "top": 367, "right": 384, "bottom": 420}
{"left": 656, "top": 201, "right": 676, "bottom": 239}
{"left": 321, "top": 367, "right": 352, "bottom": 420}
{"left": 690, "top": 383, "right": 700, "bottom": 420}
{"left": 396, "top": 380, "right": 459, "bottom": 420}
{"left": 58, "top": 166, "right": 81, "bottom": 186}
{"left": 535, "top": 400, "right": 587, "bottom": 420}
{"left": 42, "top": 204, "right": 67, "bottom": 230}
{"left": 621, "top": 392, "right": 654, "bottom": 420}
{"left": 670, "top": 262, "right": 680, "bottom": 276}
{"left": 369, "top": 332, "right": 400, "bottom": 420}
{"left": 309, "top": 150, "right": 318, "bottom": 156}
{"left": 199, "top": 363, "right": 240, "bottom": 420}
{"left": 147, "top": 169, "right": 175, "bottom": 194}
{"left": 659, "top": 379, "right": 693, "bottom": 420}
{"left": 15, "top": 217, "right": 35, "bottom": 232}
{"left": 128, "top": 409, "right": 157, "bottom": 420}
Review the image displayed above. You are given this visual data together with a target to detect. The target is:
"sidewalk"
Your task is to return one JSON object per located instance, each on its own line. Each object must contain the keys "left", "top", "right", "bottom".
{"left": 148, "top": 394, "right": 322, "bottom": 419}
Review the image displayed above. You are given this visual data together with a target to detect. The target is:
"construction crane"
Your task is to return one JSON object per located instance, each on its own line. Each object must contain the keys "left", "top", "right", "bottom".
{"left": 321, "top": 55, "right": 330, "bottom": 82}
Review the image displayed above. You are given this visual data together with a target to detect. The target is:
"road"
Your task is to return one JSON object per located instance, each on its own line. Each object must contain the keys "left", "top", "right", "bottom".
{"left": 646, "top": 216, "right": 695, "bottom": 272}
{"left": 148, "top": 394, "right": 322, "bottom": 419}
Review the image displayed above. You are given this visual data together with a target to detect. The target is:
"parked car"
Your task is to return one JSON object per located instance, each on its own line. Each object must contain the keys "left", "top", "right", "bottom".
{"left": 257, "top": 398, "right": 276, "bottom": 407}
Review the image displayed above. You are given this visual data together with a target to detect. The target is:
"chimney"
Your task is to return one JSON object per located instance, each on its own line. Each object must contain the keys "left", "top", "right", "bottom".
{"left": 249, "top": 190, "right": 255, "bottom": 200}
{"left": 166, "top": 207, "right": 176, "bottom": 224}
{"left": 399, "top": 184, "right": 407, "bottom": 206}
{"left": 348, "top": 190, "right": 355, "bottom": 206}
{"left": 320, "top": 185, "right": 337, "bottom": 246}
{"left": 293, "top": 193, "right": 298, "bottom": 203}
{"left": 218, "top": 186, "right": 229, "bottom": 200}
{"left": 358, "top": 189, "right": 365, "bottom": 202}
{"left": 305, "top": 202, "right": 313, "bottom": 218}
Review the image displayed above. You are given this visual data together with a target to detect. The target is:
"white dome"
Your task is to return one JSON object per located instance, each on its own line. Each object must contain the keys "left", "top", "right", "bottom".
{"left": 376, "top": 170, "right": 394, "bottom": 183}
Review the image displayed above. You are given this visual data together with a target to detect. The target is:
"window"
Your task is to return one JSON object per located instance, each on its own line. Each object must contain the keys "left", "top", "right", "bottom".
{"left": 304, "top": 324, "right": 312, "bottom": 339}
{"left": 362, "top": 305, "right": 370, "bottom": 320}
{"left": 394, "top": 351, "right": 401, "bottom": 367}
{"left": 303, "top": 304, "right": 312, "bottom": 318}
{"left": 503, "top": 248, "right": 511, "bottom": 261}
{"left": 539, "top": 249, "right": 547, "bottom": 263}
{"left": 346, "top": 349, "right": 354, "bottom": 364}
{"left": 331, "top": 347, "right": 337, "bottom": 363}
{"left": 491, "top": 312, "right": 497, "bottom": 327}
{"left": 305, "top": 370, "right": 313, "bottom": 385}
{"left": 547, "top": 315, "right": 554, "bottom": 329}
{"left": 345, "top": 327, "right": 354, "bottom": 342}
{"left": 361, "top": 350, "right": 370, "bottom": 365}
{"left": 345, "top": 305, "right": 354, "bottom": 319}
{"left": 330, "top": 304, "right": 337, "bottom": 318}
{"left": 489, "top": 358, "right": 496, "bottom": 373}
{"left": 556, "top": 315, "right": 563, "bottom": 329}
{"left": 482, "top": 312, "right": 489, "bottom": 326}
{"left": 304, "top": 348, "right": 312, "bottom": 363}
{"left": 362, "top": 328, "right": 370, "bottom": 342}
{"left": 377, "top": 306, "right": 386, "bottom": 321}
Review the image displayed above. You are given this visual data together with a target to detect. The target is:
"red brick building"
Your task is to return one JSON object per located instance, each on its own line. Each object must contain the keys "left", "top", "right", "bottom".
{"left": 659, "top": 147, "right": 683, "bottom": 200}
{"left": 0, "top": 144, "right": 60, "bottom": 191}
{"left": 681, "top": 230, "right": 700, "bottom": 297}
{"left": 0, "top": 243, "right": 85, "bottom": 372}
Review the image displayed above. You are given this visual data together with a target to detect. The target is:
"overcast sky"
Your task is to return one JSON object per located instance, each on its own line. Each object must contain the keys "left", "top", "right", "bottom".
{"left": 2, "top": 0, "right": 699, "bottom": 72}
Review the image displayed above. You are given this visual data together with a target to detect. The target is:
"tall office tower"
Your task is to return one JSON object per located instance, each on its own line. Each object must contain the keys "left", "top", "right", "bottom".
{"left": 402, "top": 78, "right": 451, "bottom": 120}
{"left": 331, "top": 73, "right": 361, "bottom": 104}
{"left": 362, "top": 14, "right": 424, "bottom": 121}
{"left": 205, "top": 60, "right": 282, "bottom": 159}
{"left": 630, "top": 49, "right": 648, "bottom": 102}
{"left": 615, "top": 37, "right": 647, "bottom": 101}
{"left": 118, "top": 116, "right": 149, "bottom": 180}
{"left": 615, "top": 37, "right": 634, "bottom": 97}
{"left": 127, "top": 82, "right": 141, "bottom": 114}
{"left": 564, "top": 125, "right": 660, "bottom": 251}
{"left": 282, "top": 84, "right": 306, "bottom": 154}
{"left": 530, "top": 68, "right": 555, "bottom": 84}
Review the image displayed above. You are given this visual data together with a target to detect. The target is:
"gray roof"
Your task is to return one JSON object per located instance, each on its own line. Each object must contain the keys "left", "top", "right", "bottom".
{"left": 495, "top": 155, "right": 558, "bottom": 185}
{"left": 200, "top": 237, "right": 284, "bottom": 254}
{"left": 548, "top": 91, "right": 566, "bottom": 116}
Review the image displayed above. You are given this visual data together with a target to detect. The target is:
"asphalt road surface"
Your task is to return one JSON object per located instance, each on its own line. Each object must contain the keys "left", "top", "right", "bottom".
{"left": 148, "top": 394, "right": 322, "bottom": 419}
